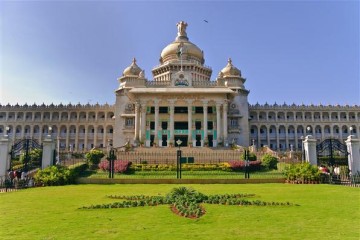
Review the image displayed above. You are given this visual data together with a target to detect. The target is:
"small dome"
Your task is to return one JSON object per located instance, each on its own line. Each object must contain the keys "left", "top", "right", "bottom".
{"left": 220, "top": 58, "right": 241, "bottom": 77}
{"left": 160, "top": 21, "right": 204, "bottom": 64}
{"left": 123, "top": 58, "right": 143, "bottom": 77}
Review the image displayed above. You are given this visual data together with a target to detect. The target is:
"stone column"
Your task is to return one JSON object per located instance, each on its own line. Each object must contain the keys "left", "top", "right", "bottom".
{"left": 303, "top": 135, "right": 317, "bottom": 166}
{"left": 223, "top": 102, "right": 228, "bottom": 146}
{"left": 42, "top": 135, "right": 55, "bottom": 169}
{"left": 216, "top": 102, "right": 221, "bottom": 144}
{"left": 93, "top": 126, "right": 98, "bottom": 148}
{"left": 134, "top": 102, "right": 140, "bottom": 143}
{"left": 140, "top": 103, "right": 147, "bottom": 145}
{"left": 345, "top": 135, "right": 360, "bottom": 175}
{"left": 154, "top": 100, "right": 160, "bottom": 145}
{"left": 0, "top": 136, "right": 11, "bottom": 177}
{"left": 187, "top": 100, "right": 193, "bottom": 146}
{"left": 203, "top": 101, "right": 208, "bottom": 145}
{"left": 169, "top": 101, "right": 175, "bottom": 146}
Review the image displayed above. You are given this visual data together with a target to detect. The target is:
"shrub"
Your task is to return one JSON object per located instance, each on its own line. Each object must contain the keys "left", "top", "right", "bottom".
{"left": 283, "top": 162, "right": 321, "bottom": 182}
{"left": 85, "top": 149, "right": 105, "bottom": 166}
{"left": 98, "top": 160, "right": 132, "bottom": 174}
{"left": 34, "top": 165, "right": 72, "bottom": 186}
{"left": 228, "top": 160, "right": 262, "bottom": 171}
{"left": 261, "top": 154, "right": 278, "bottom": 170}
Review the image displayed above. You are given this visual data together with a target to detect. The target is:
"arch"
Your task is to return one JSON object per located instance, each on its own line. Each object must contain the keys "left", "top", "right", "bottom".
{"left": 341, "top": 125, "right": 348, "bottom": 135}
{"left": 324, "top": 125, "right": 331, "bottom": 138}
{"left": 295, "top": 112, "right": 303, "bottom": 120}
{"left": 322, "top": 112, "right": 329, "bottom": 120}
{"left": 61, "top": 112, "right": 69, "bottom": 121}
{"left": 304, "top": 112, "right": 312, "bottom": 120}
{"left": 98, "top": 111, "right": 106, "bottom": 120}
{"left": 286, "top": 112, "right": 294, "bottom": 121}
{"left": 70, "top": 112, "right": 78, "bottom": 121}
{"left": 89, "top": 112, "right": 96, "bottom": 120}
{"left": 333, "top": 125, "right": 340, "bottom": 138}
{"left": 16, "top": 112, "right": 24, "bottom": 120}
{"left": 34, "top": 112, "right": 41, "bottom": 120}
{"left": 349, "top": 112, "right": 356, "bottom": 120}
{"left": 52, "top": 112, "right": 59, "bottom": 121}
{"left": 24, "top": 125, "right": 31, "bottom": 138}
{"left": 331, "top": 112, "right": 338, "bottom": 121}
{"left": 59, "top": 125, "right": 67, "bottom": 138}
{"left": 314, "top": 112, "right": 321, "bottom": 120}
{"left": 258, "top": 111, "right": 266, "bottom": 120}
{"left": 25, "top": 112, "right": 33, "bottom": 120}
{"left": 268, "top": 111, "right": 276, "bottom": 121}
{"left": 107, "top": 111, "right": 115, "bottom": 119}
{"left": 0, "top": 112, "right": 6, "bottom": 120}
{"left": 249, "top": 111, "right": 258, "bottom": 121}
{"left": 43, "top": 112, "right": 51, "bottom": 120}
{"left": 79, "top": 112, "right": 87, "bottom": 120}
{"left": 340, "top": 112, "right": 347, "bottom": 120}
{"left": 297, "top": 125, "right": 304, "bottom": 135}
{"left": 277, "top": 112, "right": 285, "bottom": 120}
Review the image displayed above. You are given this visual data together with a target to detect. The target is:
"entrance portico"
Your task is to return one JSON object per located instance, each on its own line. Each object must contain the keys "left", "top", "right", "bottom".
{"left": 129, "top": 89, "right": 233, "bottom": 147}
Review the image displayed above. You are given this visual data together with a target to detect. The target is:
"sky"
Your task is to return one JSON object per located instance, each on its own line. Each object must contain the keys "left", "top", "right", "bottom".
{"left": 0, "top": 0, "right": 359, "bottom": 106}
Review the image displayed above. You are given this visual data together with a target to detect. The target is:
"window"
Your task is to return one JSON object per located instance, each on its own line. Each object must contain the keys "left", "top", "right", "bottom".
{"left": 195, "top": 107, "right": 203, "bottom": 113}
{"left": 161, "top": 121, "right": 168, "bottom": 130}
{"left": 125, "top": 118, "right": 134, "bottom": 126}
{"left": 230, "top": 119, "right": 238, "bottom": 127}
{"left": 208, "top": 121, "right": 213, "bottom": 130}
{"left": 159, "top": 107, "right": 168, "bottom": 113}
{"left": 150, "top": 122, "right": 155, "bottom": 130}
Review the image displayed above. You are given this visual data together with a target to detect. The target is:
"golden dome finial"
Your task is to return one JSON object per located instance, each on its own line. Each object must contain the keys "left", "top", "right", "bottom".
{"left": 177, "top": 21, "right": 188, "bottom": 38}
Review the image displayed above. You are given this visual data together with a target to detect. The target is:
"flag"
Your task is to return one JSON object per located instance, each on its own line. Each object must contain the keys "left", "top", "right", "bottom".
{"left": 177, "top": 47, "right": 183, "bottom": 57}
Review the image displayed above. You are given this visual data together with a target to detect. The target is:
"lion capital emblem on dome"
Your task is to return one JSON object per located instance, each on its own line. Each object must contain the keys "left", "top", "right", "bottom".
{"left": 177, "top": 21, "right": 188, "bottom": 37}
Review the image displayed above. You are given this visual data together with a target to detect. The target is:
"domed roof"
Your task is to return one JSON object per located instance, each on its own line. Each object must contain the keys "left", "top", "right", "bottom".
{"left": 160, "top": 21, "right": 204, "bottom": 64}
{"left": 123, "top": 58, "right": 143, "bottom": 77}
{"left": 220, "top": 58, "right": 241, "bottom": 77}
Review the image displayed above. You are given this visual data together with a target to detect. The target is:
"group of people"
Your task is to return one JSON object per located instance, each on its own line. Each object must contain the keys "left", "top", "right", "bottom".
{"left": 6, "top": 169, "right": 34, "bottom": 188}
{"left": 319, "top": 165, "right": 341, "bottom": 175}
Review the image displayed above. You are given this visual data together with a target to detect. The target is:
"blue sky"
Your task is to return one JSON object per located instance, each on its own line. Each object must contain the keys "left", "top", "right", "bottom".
{"left": 1, "top": 0, "right": 359, "bottom": 106}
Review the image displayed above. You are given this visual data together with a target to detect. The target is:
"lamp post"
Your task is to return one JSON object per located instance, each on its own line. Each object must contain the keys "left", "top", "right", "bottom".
{"left": 244, "top": 149, "right": 250, "bottom": 179}
{"left": 5, "top": 126, "right": 10, "bottom": 138}
{"left": 176, "top": 139, "right": 182, "bottom": 179}
{"left": 349, "top": 126, "right": 353, "bottom": 136}
{"left": 107, "top": 139, "right": 115, "bottom": 179}
{"left": 306, "top": 126, "right": 311, "bottom": 136}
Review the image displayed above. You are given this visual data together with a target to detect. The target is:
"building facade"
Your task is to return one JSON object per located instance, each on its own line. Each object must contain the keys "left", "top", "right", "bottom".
{"left": 0, "top": 21, "right": 359, "bottom": 152}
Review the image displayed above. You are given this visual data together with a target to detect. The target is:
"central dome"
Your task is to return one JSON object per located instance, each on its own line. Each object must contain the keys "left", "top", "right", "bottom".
{"left": 160, "top": 21, "right": 204, "bottom": 64}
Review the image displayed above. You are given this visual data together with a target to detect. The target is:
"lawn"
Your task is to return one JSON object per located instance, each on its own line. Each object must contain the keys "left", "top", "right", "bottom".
{"left": 86, "top": 170, "right": 284, "bottom": 179}
{"left": 0, "top": 184, "right": 359, "bottom": 240}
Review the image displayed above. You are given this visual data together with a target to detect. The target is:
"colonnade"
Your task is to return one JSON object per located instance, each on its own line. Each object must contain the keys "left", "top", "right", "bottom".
{"left": 133, "top": 100, "right": 229, "bottom": 147}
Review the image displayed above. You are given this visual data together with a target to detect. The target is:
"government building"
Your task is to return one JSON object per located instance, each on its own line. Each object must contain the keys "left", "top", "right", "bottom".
{"left": 0, "top": 21, "right": 359, "bottom": 152}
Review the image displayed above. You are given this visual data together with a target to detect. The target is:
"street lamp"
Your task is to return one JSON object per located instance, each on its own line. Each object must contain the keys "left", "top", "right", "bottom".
{"left": 349, "top": 126, "right": 353, "bottom": 136}
{"left": 107, "top": 140, "right": 115, "bottom": 179}
{"left": 48, "top": 126, "right": 52, "bottom": 138}
{"left": 5, "top": 126, "right": 10, "bottom": 138}
{"left": 176, "top": 139, "right": 182, "bottom": 150}
{"left": 176, "top": 139, "right": 183, "bottom": 179}
{"left": 306, "top": 126, "right": 311, "bottom": 135}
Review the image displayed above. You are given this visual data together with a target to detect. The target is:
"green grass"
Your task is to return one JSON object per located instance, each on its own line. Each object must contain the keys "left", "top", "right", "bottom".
{"left": 86, "top": 170, "right": 284, "bottom": 179}
{"left": 1, "top": 184, "right": 359, "bottom": 240}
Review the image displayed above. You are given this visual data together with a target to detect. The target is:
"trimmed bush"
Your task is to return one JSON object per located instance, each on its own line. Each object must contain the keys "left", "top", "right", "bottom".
{"left": 98, "top": 160, "right": 132, "bottom": 174}
{"left": 261, "top": 154, "right": 278, "bottom": 170}
{"left": 228, "top": 160, "right": 262, "bottom": 171}
{"left": 85, "top": 149, "right": 105, "bottom": 167}
{"left": 283, "top": 162, "right": 321, "bottom": 183}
